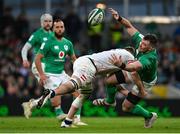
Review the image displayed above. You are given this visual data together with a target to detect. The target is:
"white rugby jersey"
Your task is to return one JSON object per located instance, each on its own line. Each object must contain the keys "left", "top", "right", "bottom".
{"left": 84, "top": 49, "right": 134, "bottom": 74}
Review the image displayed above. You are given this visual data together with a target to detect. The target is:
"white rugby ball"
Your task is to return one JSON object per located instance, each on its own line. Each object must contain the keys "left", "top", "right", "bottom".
{"left": 88, "top": 8, "right": 105, "bottom": 26}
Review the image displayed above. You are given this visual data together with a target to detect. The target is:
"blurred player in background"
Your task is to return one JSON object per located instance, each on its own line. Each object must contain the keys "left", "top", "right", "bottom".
{"left": 21, "top": 13, "right": 56, "bottom": 118}
{"left": 21, "top": 14, "right": 86, "bottom": 125}
{"left": 36, "top": 48, "right": 146, "bottom": 127}
{"left": 35, "top": 18, "right": 86, "bottom": 125}
{"left": 93, "top": 8, "right": 158, "bottom": 128}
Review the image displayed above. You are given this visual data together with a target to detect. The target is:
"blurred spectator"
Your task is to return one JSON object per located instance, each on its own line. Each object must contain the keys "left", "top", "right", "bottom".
{"left": 173, "top": 26, "right": 180, "bottom": 46}
{"left": 0, "top": 6, "right": 15, "bottom": 37}
{"left": 64, "top": 8, "right": 82, "bottom": 43}
{"left": 108, "top": 18, "right": 124, "bottom": 49}
{"left": 87, "top": 22, "right": 104, "bottom": 52}
{"left": 174, "top": 60, "right": 180, "bottom": 88}
{"left": 15, "top": 12, "right": 29, "bottom": 39}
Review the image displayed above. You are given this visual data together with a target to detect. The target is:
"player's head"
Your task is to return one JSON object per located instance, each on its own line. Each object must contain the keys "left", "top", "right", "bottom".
{"left": 139, "top": 34, "right": 158, "bottom": 52}
{"left": 40, "top": 13, "right": 53, "bottom": 31}
{"left": 53, "top": 18, "right": 65, "bottom": 38}
{"left": 124, "top": 46, "right": 135, "bottom": 55}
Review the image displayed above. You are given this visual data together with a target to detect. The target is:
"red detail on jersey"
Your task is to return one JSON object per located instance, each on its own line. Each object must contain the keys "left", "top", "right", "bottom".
{"left": 82, "top": 74, "right": 87, "bottom": 80}
{"left": 59, "top": 51, "right": 64, "bottom": 58}
{"left": 80, "top": 74, "right": 87, "bottom": 81}
{"left": 80, "top": 76, "right": 85, "bottom": 81}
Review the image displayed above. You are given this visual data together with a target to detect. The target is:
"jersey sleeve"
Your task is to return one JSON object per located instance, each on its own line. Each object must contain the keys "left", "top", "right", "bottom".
{"left": 38, "top": 41, "right": 50, "bottom": 56}
{"left": 138, "top": 55, "right": 152, "bottom": 70}
{"left": 27, "top": 32, "right": 39, "bottom": 47}
{"left": 67, "top": 40, "right": 75, "bottom": 56}
{"left": 131, "top": 32, "right": 144, "bottom": 49}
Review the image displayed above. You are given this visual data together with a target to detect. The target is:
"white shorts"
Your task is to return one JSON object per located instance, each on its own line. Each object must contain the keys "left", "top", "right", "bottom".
{"left": 43, "top": 71, "right": 70, "bottom": 90}
{"left": 31, "top": 62, "right": 45, "bottom": 82}
{"left": 132, "top": 77, "right": 157, "bottom": 94}
{"left": 72, "top": 57, "right": 96, "bottom": 88}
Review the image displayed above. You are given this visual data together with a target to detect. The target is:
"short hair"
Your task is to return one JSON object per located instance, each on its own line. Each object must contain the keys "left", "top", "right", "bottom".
{"left": 40, "top": 13, "right": 52, "bottom": 27}
{"left": 124, "top": 46, "right": 135, "bottom": 55}
{"left": 53, "top": 18, "right": 63, "bottom": 23}
{"left": 143, "top": 34, "right": 158, "bottom": 48}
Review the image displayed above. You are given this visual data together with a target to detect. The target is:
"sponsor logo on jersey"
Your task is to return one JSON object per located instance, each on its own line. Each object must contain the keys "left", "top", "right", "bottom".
{"left": 54, "top": 45, "right": 59, "bottom": 49}
{"left": 59, "top": 51, "right": 65, "bottom": 58}
{"left": 64, "top": 45, "right": 68, "bottom": 51}
{"left": 43, "top": 37, "right": 48, "bottom": 41}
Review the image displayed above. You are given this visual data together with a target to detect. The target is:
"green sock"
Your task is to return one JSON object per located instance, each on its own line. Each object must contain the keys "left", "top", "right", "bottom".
{"left": 131, "top": 104, "right": 152, "bottom": 118}
{"left": 55, "top": 106, "right": 64, "bottom": 117}
{"left": 105, "top": 85, "right": 117, "bottom": 104}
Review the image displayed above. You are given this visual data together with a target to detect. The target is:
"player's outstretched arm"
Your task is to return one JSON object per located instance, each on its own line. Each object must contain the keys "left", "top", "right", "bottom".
{"left": 108, "top": 8, "right": 138, "bottom": 36}
{"left": 109, "top": 54, "right": 142, "bottom": 72}
{"left": 130, "top": 71, "right": 147, "bottom": 97}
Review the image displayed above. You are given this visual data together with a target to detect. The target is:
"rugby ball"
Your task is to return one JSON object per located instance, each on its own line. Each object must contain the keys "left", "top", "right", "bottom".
{"left": 88, "top": 8, "right": 105, "bottom": 26}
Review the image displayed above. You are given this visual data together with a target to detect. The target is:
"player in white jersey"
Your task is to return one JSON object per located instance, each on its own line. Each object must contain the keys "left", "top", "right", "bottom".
{"left": 36, "top": 48, "right": 146, "bottom": 127}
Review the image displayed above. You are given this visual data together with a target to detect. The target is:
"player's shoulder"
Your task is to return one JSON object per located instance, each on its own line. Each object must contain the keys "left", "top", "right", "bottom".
{"left": 31, "top": 28, "right": 42, "bottom": 36}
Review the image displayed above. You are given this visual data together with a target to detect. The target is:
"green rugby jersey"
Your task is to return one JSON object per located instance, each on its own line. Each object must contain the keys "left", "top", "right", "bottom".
{"left": 131, "top": 32, "right": 158, "bottom": 83}
{"left": 27, "top": 28, "right": 53, "bottom": 61}
{"left": 38, "top": 36, "right": 75, "bottom": 74}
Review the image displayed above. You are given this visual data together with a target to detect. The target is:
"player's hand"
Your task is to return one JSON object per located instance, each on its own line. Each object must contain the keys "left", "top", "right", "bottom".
{"left": 108, "top": 8, "right": 120, "bottom": 20}
{"left": 109, "top": 54, "right": 123, "bottom": 67}
{"left": 39, "top": 74, "right": 47, "bottom": 86}
{"left": 139, "top": 90, "right": 148, "bottom": 98}
{"left": 23, "top": 60, "right": 30, "bottom": 68}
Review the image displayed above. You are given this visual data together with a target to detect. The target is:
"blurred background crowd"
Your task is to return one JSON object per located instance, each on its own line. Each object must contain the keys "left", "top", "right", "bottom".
{"left": 0, "top": 0, "right": 180, "bottom": 109}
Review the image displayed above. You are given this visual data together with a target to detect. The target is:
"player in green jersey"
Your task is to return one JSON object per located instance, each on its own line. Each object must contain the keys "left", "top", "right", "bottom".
{"left": 35, "top": 18, "right": 86, "bottom": 125}
{"left": 21, "top": 14, "right": 80, "bottom": 123}
{"left": 21, "top": 13, "right": 54, "bottom": 118}
{"left": 93, "top": 8, "right": 158, "bottom": 128}
{"left": 21, "top": 13, "right": 53, "bottom": 70}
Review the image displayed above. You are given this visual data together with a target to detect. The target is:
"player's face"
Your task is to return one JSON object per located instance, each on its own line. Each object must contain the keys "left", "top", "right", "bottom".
{"left": 53, "top": 21, "right": 65, "bottom": 36}
{"left": 43, "top": 19, "right": 52, "bottom": 31}
{"left": 139, "top": 39, "right": 151, "bottom": 52}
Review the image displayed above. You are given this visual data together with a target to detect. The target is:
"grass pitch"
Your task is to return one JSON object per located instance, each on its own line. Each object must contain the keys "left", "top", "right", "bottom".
{"left": 0, "top": 117, "right": 180, "bottom": 133}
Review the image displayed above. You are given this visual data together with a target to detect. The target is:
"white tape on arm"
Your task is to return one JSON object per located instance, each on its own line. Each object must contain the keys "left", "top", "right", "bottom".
{"left": 21, "top": 42, "right": 32, "bottom": 61}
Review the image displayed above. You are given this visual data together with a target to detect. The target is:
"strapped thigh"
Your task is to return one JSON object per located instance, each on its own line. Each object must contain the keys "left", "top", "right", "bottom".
{"left": 115, "top": 70, "right": 126, "bottom": 84}
{"left": 126, "top": 92, "right": 141, "bottom": 105}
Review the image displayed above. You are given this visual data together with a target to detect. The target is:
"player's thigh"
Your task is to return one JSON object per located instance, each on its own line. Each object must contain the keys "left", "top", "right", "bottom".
{"left": 31, "top": 62, "right": 45, "bottom": 81}
{"left": 105, "top": 71, "right": 125, "bottom": 85}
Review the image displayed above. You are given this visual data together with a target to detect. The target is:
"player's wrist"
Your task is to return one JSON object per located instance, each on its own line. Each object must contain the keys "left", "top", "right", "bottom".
{"left": 117, "top": 15, "right": 123, "bottom": 22}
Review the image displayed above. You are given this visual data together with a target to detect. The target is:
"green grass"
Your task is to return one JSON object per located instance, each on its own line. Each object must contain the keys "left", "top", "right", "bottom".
{"left": 0, "top": 117, "right": 180, "bottom": 133}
